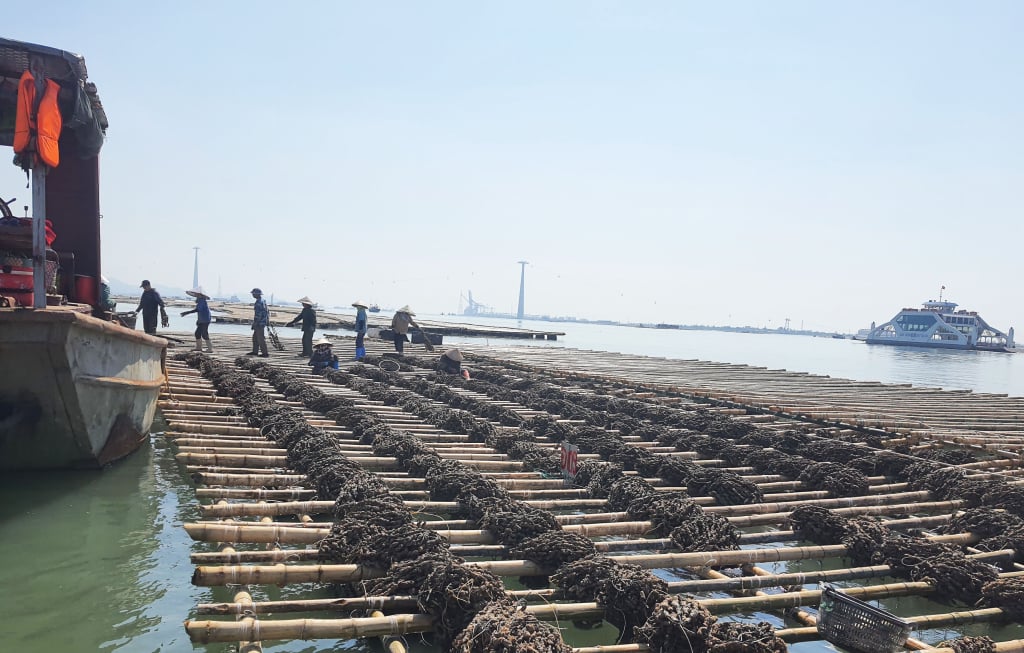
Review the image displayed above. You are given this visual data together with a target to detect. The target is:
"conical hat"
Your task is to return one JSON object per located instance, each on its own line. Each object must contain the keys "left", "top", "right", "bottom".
{"left": 444, "top": 348, "right": 463, "bottom": 362}
{"left": 314, "top": 337, "right": 332, "bottom": 346}
{"left": 186, "top": 287, "right": 209, "bottom": 299}
{"left": 398, "top": 305, "right": 415, "bottom": 316}
{"left": 352, "top": 300, "right": 368, "bottom": 309}
{"left": 297, "top": 296, "right": 314, "bottom": 305}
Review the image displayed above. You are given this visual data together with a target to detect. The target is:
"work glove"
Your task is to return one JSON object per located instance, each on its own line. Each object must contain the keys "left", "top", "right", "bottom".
{"left": 180, "top": 311, "right": 188, "bottom": 317}
{"left": 160, "top": 312, "right": 169, "bottom": 328}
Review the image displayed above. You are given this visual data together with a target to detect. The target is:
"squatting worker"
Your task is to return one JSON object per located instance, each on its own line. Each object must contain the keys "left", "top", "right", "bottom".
{"left": 247, "top": 288, "right": 270, "bottom": 357}
{"left": 352, "top": 299, "right": 369, "bottom": 360}
{"left": 136, "top": 279, "right": 168, "bottom": 335}
{"left": 308, "top": 337, "right": 339, "bottom": 374}
{"left": 390, "top": 305, "right": 419, "bottom": 354}
{"left": 437, "top": 348, "right": 464, "bottom": 375}
{"left": 286, "top": 296, "right": 317, "bottom": 358}
{"left": 181, "top": 287, "right": 213, "bottom": 352}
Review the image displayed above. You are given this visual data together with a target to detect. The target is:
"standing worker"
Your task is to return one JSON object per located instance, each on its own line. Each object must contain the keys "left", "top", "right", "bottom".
{"left": 352, "top": 299, "right": 369, "bottom": 360}
{"left": 181, "top": 286, "right": 213, "bottom": 352}
{"left": 286, "top": 296, "right": 317, "bottom": 357}
{"left": 136, "top": 280, "right": 169, "bottom": 336}
{"left": 247, "top": 288, "right": 270, "bottom": 357}
{"left": 390, "top": 305, "right": 419, "bottom": 354}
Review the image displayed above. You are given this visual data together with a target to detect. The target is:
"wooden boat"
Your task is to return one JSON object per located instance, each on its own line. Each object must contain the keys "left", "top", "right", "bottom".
{"left": 0, "top": 307, "right": 166, "bottom": 469}
{"left": 0, "top": 38, "right": 166, "bottom": 469}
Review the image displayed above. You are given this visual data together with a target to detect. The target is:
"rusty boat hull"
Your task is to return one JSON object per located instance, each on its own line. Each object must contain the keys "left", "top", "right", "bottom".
{"left": 0, "top": 308, "right": 167, "bottom": 469}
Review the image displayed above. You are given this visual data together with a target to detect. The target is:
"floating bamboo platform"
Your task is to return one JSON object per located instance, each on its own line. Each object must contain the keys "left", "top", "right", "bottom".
{"left": 163, "top": 332, "right": 1024, "bottom": 652}
{"left": 150, "top": 299, "right": 566, "bottom": 339}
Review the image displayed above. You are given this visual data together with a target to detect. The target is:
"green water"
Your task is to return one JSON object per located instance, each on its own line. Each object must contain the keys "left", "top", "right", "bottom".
{"left": 3, "top": 415, "right": 1021, "bottom": 652}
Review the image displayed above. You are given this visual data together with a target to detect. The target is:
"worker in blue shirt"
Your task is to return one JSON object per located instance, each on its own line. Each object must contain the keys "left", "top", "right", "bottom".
{"left": 181, "top": 287, "right": 213, "bottom": 352}
{"left": 247, "top": 288, "right": 269, "bottom": 357}
{"left": 352, "top": 299, "right": 369, "bottom": 360}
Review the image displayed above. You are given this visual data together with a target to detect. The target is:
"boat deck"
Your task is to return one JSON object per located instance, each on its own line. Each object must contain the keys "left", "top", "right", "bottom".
{"left": 164, "top": 333, "right": 1024, "bottom": 652}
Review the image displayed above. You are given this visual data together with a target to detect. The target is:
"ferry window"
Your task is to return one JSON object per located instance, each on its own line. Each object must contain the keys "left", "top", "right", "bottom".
{"left": 896, "top": 315, "right": 936, "bottom": 331}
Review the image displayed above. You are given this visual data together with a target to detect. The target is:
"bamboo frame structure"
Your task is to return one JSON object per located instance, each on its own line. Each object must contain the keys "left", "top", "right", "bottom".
{"left": 160, "top": 335, "right": 1024, "bottom": 652}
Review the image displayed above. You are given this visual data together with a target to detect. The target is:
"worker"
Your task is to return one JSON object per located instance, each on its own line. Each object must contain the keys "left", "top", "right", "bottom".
{"left": 390, "top": 305, "right": 419, "bottom": 354}
{"left": 352, "top": 299, "right": 369, "bottom": 360}
{"left": 286, "top": 296, "right": 317, "bottom": 357}
{"left": 136, "top": 280, "right": 168, "bottom": 335}
{"left": 181, "top": 287, "right": 213, "bottom": 352}
{"left": 308, "top": 337, "right": 339, "bottom": 374}
{"left": 437, "top": 348, "right": 464, "bottom": 375}
{"left": 247, "top": 288, "right": 270, "bottom": 357}
{"left": 98, "top": 275, "right": 116, "bottom": 313}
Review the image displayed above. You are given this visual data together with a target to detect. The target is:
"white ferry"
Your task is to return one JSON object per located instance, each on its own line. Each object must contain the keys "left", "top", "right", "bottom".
{"left": 865, "top": 299, "right": 1014, "bottom": 352}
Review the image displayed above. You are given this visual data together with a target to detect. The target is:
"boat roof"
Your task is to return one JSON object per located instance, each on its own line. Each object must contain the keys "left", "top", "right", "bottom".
{"left": 922, "top": 300, "right": 958, "bottom": 311}
{"left": 0, "top": 36, "right": 108, "bottom": 147}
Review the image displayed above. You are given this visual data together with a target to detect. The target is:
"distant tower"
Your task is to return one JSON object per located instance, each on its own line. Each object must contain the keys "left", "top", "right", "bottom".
{"left": 192, "top": 246, "right": 200, "bottom": 289}
{"left": 516, "top": 261, "right": 528, "bottom": 320}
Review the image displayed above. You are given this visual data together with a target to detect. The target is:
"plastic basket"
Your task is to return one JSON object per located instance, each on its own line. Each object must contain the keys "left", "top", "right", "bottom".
{"left": 817, "top": 585, "right": 912, "bottom": 653}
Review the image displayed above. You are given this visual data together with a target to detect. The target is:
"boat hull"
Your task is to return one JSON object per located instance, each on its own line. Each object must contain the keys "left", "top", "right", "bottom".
{"left": 0, "top": 309, "right": 167, "bottom": 469}
{"left": 864, "top": 338, "right": 1009, "bottom": 353}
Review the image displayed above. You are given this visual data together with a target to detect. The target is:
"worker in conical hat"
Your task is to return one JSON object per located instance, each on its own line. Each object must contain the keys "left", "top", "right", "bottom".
{"left": 352, "top": 300, "right": 369, "bottom": 360}
{"left": 390, "top": 305, "right": 419, "bottom": 354}
{"left": 286, "top": 296, "right": 317, "bottom": 357}
{"left": 308, "top": 336, "right": 338, "bottom": 374}
{"left": 182, "top": 287, "right": 213, "bottom": 352}
{"left": 437, "top": 348, "right": 465, "bottom": 375}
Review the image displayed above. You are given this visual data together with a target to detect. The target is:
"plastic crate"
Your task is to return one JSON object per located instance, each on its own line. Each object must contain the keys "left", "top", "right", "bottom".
{"left": 817, "top": 585, "right": 913, "bottom": 653}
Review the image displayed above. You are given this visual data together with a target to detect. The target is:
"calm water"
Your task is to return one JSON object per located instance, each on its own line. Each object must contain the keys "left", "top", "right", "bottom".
{"left": 4, "top": 313, "right": 1022, "bottom": 652}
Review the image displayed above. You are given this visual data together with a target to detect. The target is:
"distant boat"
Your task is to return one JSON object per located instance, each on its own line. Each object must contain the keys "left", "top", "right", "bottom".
{"left": 368, "top": 304, "right": 381, "bottom": 313}
{"left": 865, "top": 299, "right": 1015, "bottom": 352}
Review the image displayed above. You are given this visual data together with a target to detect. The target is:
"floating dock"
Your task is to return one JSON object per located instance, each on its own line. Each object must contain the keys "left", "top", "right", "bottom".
{"left": 160, "top": 300, "right": 564, "bottom": 340}
{"left": 162, "top": 332, "right": 1024, "bottom": 652}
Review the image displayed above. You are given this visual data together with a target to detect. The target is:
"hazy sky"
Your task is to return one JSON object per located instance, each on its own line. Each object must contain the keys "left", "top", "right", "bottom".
{"left": 3, "top": 2, "right": 1021, "bottom": 332}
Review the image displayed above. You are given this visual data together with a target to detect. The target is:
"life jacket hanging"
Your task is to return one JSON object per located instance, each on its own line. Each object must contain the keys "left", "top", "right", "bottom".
{"left": 37, "top": 79, "right": 62, "bottom": 167}
{"left": 13, "top": 69, "right": 36, "bottom": 154}
{"left": 13, "top": 70, "right": 61, "bottom": 169}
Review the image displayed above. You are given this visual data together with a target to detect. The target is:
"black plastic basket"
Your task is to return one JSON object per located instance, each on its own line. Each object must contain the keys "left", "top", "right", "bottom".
{"left": 817, "top": 585, "right": 913, "bottom": 653}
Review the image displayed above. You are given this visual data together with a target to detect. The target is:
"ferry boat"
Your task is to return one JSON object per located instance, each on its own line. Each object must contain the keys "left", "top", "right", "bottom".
{"left": 865, "top": 299, "right": 1015, "bottom": 352}
{"left": 367, "top": 303, "right": 381, "bottom": 313}
{"left": 0, "top": 37, "right": 166, "bottom": 469}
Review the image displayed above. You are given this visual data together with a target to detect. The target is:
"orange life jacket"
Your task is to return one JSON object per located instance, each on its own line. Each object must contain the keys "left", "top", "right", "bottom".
{"left": 13, "top": 70, "right": 36, "bottom": 153}
{"left": 37, "top": 79, "right": 62, "bottom": 167}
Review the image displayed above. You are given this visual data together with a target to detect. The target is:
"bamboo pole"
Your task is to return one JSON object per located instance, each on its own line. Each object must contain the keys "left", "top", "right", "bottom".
{"left": 191, "top": 535, "right": 982, "bottom": 586}
{"left": 184, "top": 581, "right": 928, "bottom": 643}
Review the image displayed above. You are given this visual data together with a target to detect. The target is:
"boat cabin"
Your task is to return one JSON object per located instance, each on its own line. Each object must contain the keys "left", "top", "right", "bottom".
{"left": 0, "top": 37, "right": 108, "bottom": 309}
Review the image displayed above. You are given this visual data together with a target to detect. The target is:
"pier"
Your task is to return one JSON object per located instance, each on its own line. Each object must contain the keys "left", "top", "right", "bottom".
{"left": 164, "top": 332, "right": 1024, "bottom": 652}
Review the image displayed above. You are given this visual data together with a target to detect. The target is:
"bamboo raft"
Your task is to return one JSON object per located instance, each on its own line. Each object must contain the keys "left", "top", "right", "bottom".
{"left": 164, "top": 332, "right": 1024, "bottom": 652}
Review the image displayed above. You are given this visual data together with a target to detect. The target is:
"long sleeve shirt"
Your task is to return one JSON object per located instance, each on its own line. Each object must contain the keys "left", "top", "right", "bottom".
{"left": 287, "top": 306, "right": 317, "bottom": 331}
{"left": 194, "top": 298, "right": 211, "bottom": 324}
{"left": 391, "top": 311, "right": 417, "bottom": 335}
{"left": 354, "top": 308, "right": 367, "bottom": 335}
{"left": 253, "top": 298, "right": 269, "bottom": 327}
{"left": 136, "top": 289, "right": 165, "bottom": 316}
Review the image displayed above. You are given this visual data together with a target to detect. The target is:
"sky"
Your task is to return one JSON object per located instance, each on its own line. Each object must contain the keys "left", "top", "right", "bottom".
{"left": 3, "top": 1, "right": 1021, "bottom": 333}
